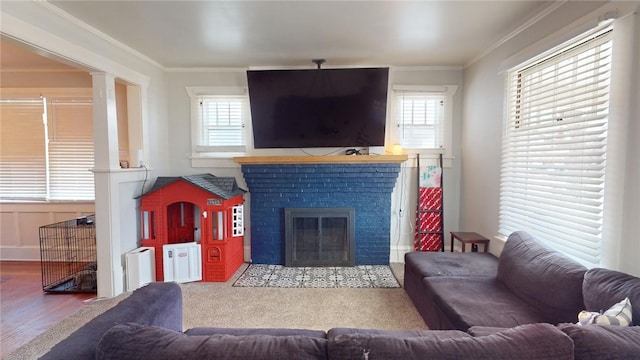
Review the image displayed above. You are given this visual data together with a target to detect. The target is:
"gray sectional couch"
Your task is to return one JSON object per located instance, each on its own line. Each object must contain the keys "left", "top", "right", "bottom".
{"left": 40, "top": 231, "right": 640, "bottom": 359}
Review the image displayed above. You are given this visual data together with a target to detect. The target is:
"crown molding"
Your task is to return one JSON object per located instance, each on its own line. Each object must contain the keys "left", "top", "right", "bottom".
{"left": 465, "top": 1, "right": 567, "bottom": 68}
{"left": 35, "top": 1, "right": 165, "bottom": 71}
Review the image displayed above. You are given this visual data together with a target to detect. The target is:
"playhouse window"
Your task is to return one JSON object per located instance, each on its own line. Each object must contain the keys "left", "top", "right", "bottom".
{"left": 143, "top": 211, "right": 156, "bottom": 240}
{"left": 232, "top": 205, "right": 244, "bottom": 237}
{"left": 212, "top": 211, "right": 224, "bottom": 240}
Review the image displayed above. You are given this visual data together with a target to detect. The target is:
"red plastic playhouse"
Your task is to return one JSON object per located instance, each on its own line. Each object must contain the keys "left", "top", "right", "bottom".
{"left": 138, "top": 174, "right": 246, "bottom": 282}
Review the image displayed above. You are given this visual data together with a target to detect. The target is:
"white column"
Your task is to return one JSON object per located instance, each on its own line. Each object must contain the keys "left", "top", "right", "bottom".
{"left": 92, "top": 72, "right": 124, "bottom": 298}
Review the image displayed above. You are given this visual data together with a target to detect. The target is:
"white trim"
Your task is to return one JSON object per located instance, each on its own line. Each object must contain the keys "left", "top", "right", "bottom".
{"left": 465, "top": 1, "right": 568, "bottom": 68}
{"left": 35, "top": 1, "right": 164, "bottom": 70}
{"left": 498, "top": 1, "right": 639, "bottom": 74}
{"left": 167, "top": 67, "right": 249, "bottom": 73}
{"left": 390, "top": 245, "right": 412, "bottom": 263}
{"left": 1, "top": 12, "right": 150, "bottom": 87}
{"left": 391, "top": 66, "right": 464, "bottom": 72}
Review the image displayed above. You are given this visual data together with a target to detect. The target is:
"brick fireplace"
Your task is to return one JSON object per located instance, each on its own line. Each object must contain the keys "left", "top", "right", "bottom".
{"left": 235, "top": 155, "right": 406, "bottom": 265}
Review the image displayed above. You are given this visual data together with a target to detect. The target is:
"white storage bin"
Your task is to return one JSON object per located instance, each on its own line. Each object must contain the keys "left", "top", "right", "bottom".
{"left": 125, "top": 247, "right": 155, "bottom": 291}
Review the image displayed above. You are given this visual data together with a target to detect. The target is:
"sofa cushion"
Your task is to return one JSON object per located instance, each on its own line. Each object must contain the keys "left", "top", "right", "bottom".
{"left": 405, "top": 251, "right": 498, "bottom": 277}
{"left": 497, "top": 231, "right": 587, "bottom": 323}
{"left": 41, "top": 282, "right": 183, "bottom": 360}
{"left": 424, "top": 276, "right": 547, "bottom": 330}
{"left": 327, "top": 323, "right": 574, "bottom": 360}
{"left": 185, "top": 327, "right": 327, "bottom": 338}
{"left": 583, "top": 268, "right": 640, "bottom": 325}
{"left": 96, "top": 323, "right": 328, "bottom": 360}
{"left": 327, "top": 327, "right": 470, "bottom": 340}
{"left": 558, "top": 323, "right": 640, "bottom": 360}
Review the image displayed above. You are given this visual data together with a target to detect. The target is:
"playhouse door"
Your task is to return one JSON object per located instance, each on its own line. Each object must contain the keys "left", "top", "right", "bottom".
{"left": 167, "top": 202, "right": 195, "bottom": 244}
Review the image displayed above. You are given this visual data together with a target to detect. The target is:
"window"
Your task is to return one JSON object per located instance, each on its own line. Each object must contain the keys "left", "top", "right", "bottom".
{"left": 392, "top": 85, "right": 457, "bottom": 153}
{"left": 187, "top": 87, "right": 248, "bottom": 156}
{"left": 499, "top": 27, "right": 612, "bottom": 267}
{"left": 231, "top": 204, "right": 244, "bottom": 237}
{"left": 0, "top": 96, "right": 94, "bottom": 201}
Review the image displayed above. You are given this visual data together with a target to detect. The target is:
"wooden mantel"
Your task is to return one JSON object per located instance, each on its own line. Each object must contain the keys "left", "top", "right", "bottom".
{"left": 233, "top": 155, "right": 408, "bottom": 165}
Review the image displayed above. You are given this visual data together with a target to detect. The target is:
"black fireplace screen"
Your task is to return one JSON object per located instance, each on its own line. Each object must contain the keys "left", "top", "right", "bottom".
{"left": 284, "top": 208, "right": 355, "bottom": 267}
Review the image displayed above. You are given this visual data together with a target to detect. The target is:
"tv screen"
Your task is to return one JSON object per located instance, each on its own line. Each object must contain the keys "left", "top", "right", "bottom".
{"left": 247, "top": 67, "right": 389, "bottom": 149}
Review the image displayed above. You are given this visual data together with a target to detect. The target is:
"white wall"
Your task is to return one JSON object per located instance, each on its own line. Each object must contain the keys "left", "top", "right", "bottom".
{"left": 0, "top": 203, "right": 95, "bottom": 260}
{"left": 461, "top": 1, "right": 640, "bottom": 275}
{"left": 166, "top": 67, "right": 464, "bottom": 261}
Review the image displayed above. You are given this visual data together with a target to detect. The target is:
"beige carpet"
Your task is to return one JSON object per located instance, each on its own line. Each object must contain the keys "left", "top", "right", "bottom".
{"left": 7, "top": 263, "right": 425, "bottom": 359}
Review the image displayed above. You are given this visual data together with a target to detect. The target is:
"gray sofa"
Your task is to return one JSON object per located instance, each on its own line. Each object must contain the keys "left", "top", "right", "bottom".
{"left": 41, "top": 281, "right": 576, "bottom": 360}
{"left": 40, "top": 230, "right": 640, "bottom": 359}
{"left": 405, "top": 231, "right": 640, "bottom": 331}
{"left": 404, "top": 231, "right": 640, "bottom": 359}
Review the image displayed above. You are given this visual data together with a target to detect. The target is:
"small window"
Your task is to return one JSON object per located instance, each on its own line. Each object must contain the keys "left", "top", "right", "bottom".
{"left": 391, "top": 85, "right": 457, "bottom": 155}
{"left": 212, "top": 211, "right": 224, "bottom": 240}
{"left": 142, "top": 211, "right": 156, "bottom": 240}
{"left": 231, "top": 205, "right": 244, "bottom": 237}
{"left": 186, "top": 87, "right": 248, "bottom": 157}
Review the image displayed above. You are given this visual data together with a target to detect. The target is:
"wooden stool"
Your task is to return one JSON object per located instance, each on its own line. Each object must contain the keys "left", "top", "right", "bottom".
{"left": 450, "top": 232, "right": 490, "bottom": 253}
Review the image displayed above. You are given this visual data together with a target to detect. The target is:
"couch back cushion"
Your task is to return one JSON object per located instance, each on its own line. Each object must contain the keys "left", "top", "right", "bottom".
{"left": 327, "top": 327, "right": 471, "bottom": 340}
{"left": 582, "top": 268, "right": 640, "bottom": 324}
{"left": 327, "top": 323, "right": 573, "bottom": 360}
{"left": 497, "top": 231, "right": 587, "bottom": 323}
{"left": 96, "top": 323, "right": 328, "bottom": 360}
{"left": 186, "top": 327, "right": 327, "bottom": 338}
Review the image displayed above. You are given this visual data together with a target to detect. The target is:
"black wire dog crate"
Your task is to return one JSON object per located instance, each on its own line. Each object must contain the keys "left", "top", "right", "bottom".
{"left": 39, "top": 214, "right": 97, "bottom": 293}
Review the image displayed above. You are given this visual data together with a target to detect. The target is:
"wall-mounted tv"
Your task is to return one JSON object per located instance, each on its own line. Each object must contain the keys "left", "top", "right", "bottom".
{"left": 247, "top": 67, "right": 389, "bottom": 149}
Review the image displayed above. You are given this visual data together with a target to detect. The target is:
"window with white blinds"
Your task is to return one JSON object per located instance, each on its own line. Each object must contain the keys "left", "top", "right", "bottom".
{"left": 0, "top": 100, "right": 47, "bottom": 199}
{"left": 47, "top": 98, "right": 94, "bottom": 200}
{"left": 395, "top": 91, "right": 445, "bottom": 149}
{"left": 499, "top": 28, "right": 612, "bottom": 267}
{"left": 198, "top": 95, "right": 246, "bottom": 150}
{"left": 0, "top": 96, "right": 94, "bottom": 201}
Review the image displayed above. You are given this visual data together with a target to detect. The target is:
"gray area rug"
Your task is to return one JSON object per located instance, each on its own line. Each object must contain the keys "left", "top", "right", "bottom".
{"left": 233, "top": 264, "right": 400, "bottom": 288}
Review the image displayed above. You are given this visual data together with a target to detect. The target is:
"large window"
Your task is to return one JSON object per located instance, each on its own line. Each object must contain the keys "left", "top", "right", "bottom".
{"left": 499, "top": 27, "right": 612, "bottom": 267}
{"left": 187, "top": 87, "right": 248, "bottom": 156}
{"left": 0, "top": 95, "right": 94, "bottom": 201}
{"left": 392, "top": 85, "right": 457, "bottom": 155}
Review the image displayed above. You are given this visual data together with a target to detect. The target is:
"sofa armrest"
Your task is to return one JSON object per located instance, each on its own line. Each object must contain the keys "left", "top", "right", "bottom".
{"left": 40, "top": 282, "right": 183, "bottom": 360}
{"left": 558, "top": 323, "right": 640, "bottom": 360}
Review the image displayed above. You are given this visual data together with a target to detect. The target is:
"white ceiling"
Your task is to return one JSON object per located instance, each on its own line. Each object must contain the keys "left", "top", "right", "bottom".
{"left": 19, "top": 0, "right": 553, "bottom": 69}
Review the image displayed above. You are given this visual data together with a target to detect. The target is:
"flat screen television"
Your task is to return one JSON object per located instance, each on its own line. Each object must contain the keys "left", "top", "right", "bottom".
{"left": 247, "top": 67, "right": 389, "bottom": 149}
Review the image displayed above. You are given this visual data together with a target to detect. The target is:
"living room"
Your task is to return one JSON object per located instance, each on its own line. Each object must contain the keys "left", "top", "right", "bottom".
{"left": 2, "top": 0, "right": 638, "bottom": 295}
{"left": 1, "top": 1, "right": 639, "bottom": 356}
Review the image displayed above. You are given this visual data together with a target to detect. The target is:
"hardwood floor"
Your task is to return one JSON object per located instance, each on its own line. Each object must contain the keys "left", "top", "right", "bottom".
{"left": 0, "top": 261, "right": 95, "bottom": 358}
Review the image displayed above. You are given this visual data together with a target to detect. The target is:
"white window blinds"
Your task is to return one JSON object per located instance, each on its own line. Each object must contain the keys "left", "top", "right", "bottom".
{"left": 499, "top": 28, "right": 612, "bottom": 267}
{"left": 47, "top": 98, "right": 94, "bottom": 201}
{"left": 395, "top": 91, "right": 445, "bottom": 149}
{"left": 0, "top": 96, "right": 94, "bottom": 201}
{"left": 0, "top": 99, "right": 47, "bottom": 199}
{"left": 199, "top": 95, "right": 246, "bottom": 147}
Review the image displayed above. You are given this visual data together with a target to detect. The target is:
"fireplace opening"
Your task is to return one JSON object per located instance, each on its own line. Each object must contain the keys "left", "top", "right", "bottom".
{"left": 285, "top": 208, "right": 355, "bottom": 267}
